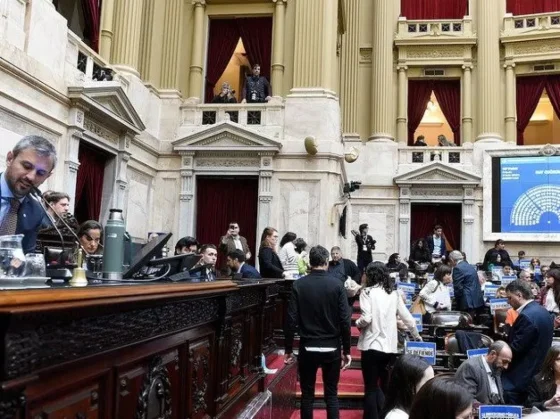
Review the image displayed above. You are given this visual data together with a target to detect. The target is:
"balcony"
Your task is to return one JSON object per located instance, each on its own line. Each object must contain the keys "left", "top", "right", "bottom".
{"left": 503, "top": 11, "right": 560, "bottom": 41}
{"left": 395, "top": 16, "right": 476, "bottom": 46}
{"left": 66, "top": 31, "right": 114, "bottom": 83}
{"left": 398, "top": 146, "right": 475, "bottom": 173}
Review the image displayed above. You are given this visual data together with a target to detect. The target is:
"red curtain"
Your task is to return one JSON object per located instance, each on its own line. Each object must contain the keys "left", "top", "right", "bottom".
{"left": 237, "top": 17, "right": 273, "bottom": 81}
{"left": 401, "top": 0, "right": 468, "bottom": 19}
{"left": 204, "top": 19, "right": 241, "bottom": 103}
{"left": 410, "top": 204, "right": 462, "bottom": 252}
{"left": 81, "top": 0, "right": 101, "bottom": 52}
{"left": 507, "top": 0, "right": 560, "bottom": 14}
{"left": 434, "top": 80, "right": 461, "bottom": 145}
{"left": 545, "top": 75, "right": 560, "bottom": 121}
{"left": 196, "top": 177, "right": 259, "bottom": 268}
{"left": 75, "top": 143, "right": 106, "bottom": 222}
{"left": 516, "top": 76, "right": 546, "bottom": 145}
{"left": 408, "top": 80, "right": 434, "bottom": 145}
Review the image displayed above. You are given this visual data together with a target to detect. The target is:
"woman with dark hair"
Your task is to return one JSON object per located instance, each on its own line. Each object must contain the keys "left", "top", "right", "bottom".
{"left": 408, "top": 239, "right": 431, "bottom": 266}
{"left": 356, "top": 262, "right": 421, "bottom": 419}
{"left": 352, "top": 223, "right": 376, "bottom": 273}
{"left": 408, "top": 375, "right": 473, "bottom": 419}
{"left": 258, "top": 227, "right": 284, "bottom": 279}
{"left": 278, "top": 232, "right": 298, "bottom": 277}
{"left": 77, "top": 220, "right": 103, "bottom": 255}
{"left": 541, "top": 270, "right": 560, "bottom": 322}
{"left": 382, "top": 355, "right": 434, "bottom": 419}
{"left": 526, "top": 346, "right": 560, "bottom": 411}
{"left": 293, "top": 238, "right": 309, "bottom": 275}
{"left": 418, "top": 264, "right": 452, "bottom": 323}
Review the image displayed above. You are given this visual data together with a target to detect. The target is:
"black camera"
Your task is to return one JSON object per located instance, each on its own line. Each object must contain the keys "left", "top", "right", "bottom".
{"left": 343, "top": 181, "right": 362, "bottom": 194}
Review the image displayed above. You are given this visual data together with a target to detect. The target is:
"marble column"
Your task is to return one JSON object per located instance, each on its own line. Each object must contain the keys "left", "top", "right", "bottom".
{"left": 340, "top": 0, "right": 360, "bottom": 134}
{"left": 256, "top": 153, "right": 274, "bottom": 264}
{"left": 462, "top": 65, "right": 473, "bottom": 143}
{"left": 115, "top": 135, "right": 132, "bottom": 211}
{"left": 396, "top": 66, "right": 408, "bottom": 144}
{"left": 476, "top": 0, "right": 503, "bottom": 141}
{"left": 99, "top": 0, "right": 115, "bottom": 61}
{"left": 504, "top": 63, "right": 516, "bottom": 143}
{"left": 138, "top": 0, "right": 155, "bottom": 82}
{"left": 179, "top": 153, "right": 196, "bottom": 237}
{"left": 160, "top": 0, "right": 184, "bottom": 91}
{"left": 398, "top": 187, "right": 411, "bottom": 257}
{"left": 188, "top": 0, "right": 206, "bottom": 101}
{"left": 112, "top": 0, "right": 143, "bottom": 77}
{"left": 271, "top": 0, "right": 287, "bottom": 96}
{"left": 462, "top": 188, "right": 475, "bottom": 261}
{"left": 369, "top": 0, "right": 395, "bottom": 141}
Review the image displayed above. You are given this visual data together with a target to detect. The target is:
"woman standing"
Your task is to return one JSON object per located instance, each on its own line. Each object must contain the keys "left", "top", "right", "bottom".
{"left": 353, "top": 223, "right": 376, "bottom": 273}
{"left": 278, "top": 232, "right": 299, "bottom": 278}
{"left": 526, "top": 346, "right": 560, "bottom": 411}
{"left": 257, "top": 227, "right": 284, "bottom": 279}
{"left": 418, "top": 265, "right": 452, "bottom": 324}
{"left": 356, "top": 262, "right": 421, "bottom": 419}
{"left": 541, "top": 269, "right": 560, "bottom": 328}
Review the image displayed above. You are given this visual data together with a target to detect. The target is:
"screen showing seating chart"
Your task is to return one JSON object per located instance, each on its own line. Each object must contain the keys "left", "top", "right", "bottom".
{"left": 499, "top": 156, "right": 560, "bottom": 233}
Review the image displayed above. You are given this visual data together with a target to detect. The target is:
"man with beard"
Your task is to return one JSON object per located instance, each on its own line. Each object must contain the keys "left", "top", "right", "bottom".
{"left": 454, "top": 341, "right": 512, "bottom": 405}
{"left": 241, "top": 64, "right": 272, "bottom": 103}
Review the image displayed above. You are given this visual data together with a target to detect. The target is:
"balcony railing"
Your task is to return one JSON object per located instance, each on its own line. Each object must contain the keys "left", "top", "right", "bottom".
{"left": 67, "top": 31, "right": 114, "bottom": 82}
{"left": 503, "top": 11, "right": 560, "bottom": 36}
{"left": 398, "top": 146, "right": 474, "bottom": 167}
{"left": 395, "top": 16, "right": 475, "bottom": 44}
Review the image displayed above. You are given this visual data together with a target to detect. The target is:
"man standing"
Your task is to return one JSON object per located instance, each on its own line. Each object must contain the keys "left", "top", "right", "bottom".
{"left": 226, "top": 249, "right": 261, "bottom": 279}
{"left": 241, "top": 64, "right": 272, "bottom": 103}
{"left": 426, "top": 225, "right": 447, "bottom": 263}
{"left": 352, "top": 223, "right": 376, "bottom": 273}
{"left": 189, "top": 244, "right": 218, "bottom": 281}
{"left": 454, "top": 341, "right": 512, "bottom": 405}
{"left": 219, "top": 222, "right": 251, "bottom": 260}
{"left": 284, "top": 245, "right": 352, "bottom": 419}
{"left": 448, "top": 250, "right": 484, "bottom": 320}
{"left": 482, "top": 239, "right": 513, "bottom": 271}
{"left": 1, "top": 136, "right": 57, "bottom": 253}
{"left": 502, "top": 280, "right": 553, "bottom": 405}
{"left": 328, "top": 246, "right": 361, "bottom": 285}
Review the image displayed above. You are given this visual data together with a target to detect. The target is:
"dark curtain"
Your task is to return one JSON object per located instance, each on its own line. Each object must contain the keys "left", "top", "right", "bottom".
{"left": 237, "top": 17, "right": 273, "bottom": 81}
{"left": 408, "top": 80, "right": 434, "bottom": 145}
{"left": 75, "top": 143, "right": 107, "bottom": 222}
{"left": 507, "top": 0, "right": 560, "bottom": 14}
{"left": 401, "top": 0, "right": 468, "bottom": 19}
{"left": 204, "top": 19, "right": 240, "bottom": 103}
{"left": 410, "top": 204, "right": 462, "bottom": 253}
{"left": 81, "top": 0, "right": 101, "bottom": 52}
{"left": 339, "top": 205, "right": 347, "bottom": 238}
{"left": 545, "top": 75, "right": 560, "bottom": 121}
{"left": 516, "top": 76, "right": 546, "bottom": 145}
{"left": 196, "top": 177, "right": 259, "bottom": 268}
{"left": 434, "top": 80, "right": 461, "bottom": 145}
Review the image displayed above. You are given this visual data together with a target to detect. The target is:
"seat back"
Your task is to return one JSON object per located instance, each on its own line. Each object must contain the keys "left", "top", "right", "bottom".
{"left": 431, "top": 311, "right": 473, "bottom": 327}
{"left": 445, "top": 332, "right": 494, "bottom": 354}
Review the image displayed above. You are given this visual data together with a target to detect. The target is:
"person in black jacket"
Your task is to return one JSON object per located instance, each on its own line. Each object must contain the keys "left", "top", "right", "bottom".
{"left": 482, "top": 239, "right": 513, "bottom": 271}
{"left": 284, "top": 245, "right": 352, "bottom": 419}
{"left": 526, "top": 346, "right": 560, "bottom": 411}
{"left": 352, "top": 223, "right": 376, "bottom": 273}
{"left": 328, "top": 246, "right": 361, "bottom": 284}
{"left": 257, "top": 227, "right": 284, "bottom": 279}
{"left": 408, "top": 238, "right": 432, "bottom": 268}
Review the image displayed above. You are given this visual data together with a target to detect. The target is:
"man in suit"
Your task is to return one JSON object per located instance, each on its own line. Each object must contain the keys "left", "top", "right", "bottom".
{"left": 449, "top": 250, "right": 485, "bottom": 320}
{"left": 189, "top": 244, "right": 218, "bottom": 281}
{"left": 426, "top": 224, "right": 447, "bottom": 263}
{"left": 454, "top": 341, "right": 512, "bottom": 405}
{"left": 502, "top": 280, "right": 554, "bottom": 405}
{"left": 226, "top": 249, "right": 261, "bottom": 279}
{"left": 1, "top": 136, "right": 57, "bottom": 254}
{"left": 219, "top": 222, "right": 251, "bottom": 260}
{"left": 284, "top": 245, "right": 352, "bottom": 419}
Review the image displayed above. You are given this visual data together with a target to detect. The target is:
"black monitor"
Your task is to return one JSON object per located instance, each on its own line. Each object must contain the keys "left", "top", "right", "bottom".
{"left": 147, "top": 253, "right": 202, "bottom": 275}
{"left": 122, "top": 233, "right": 172, "bottom": 279}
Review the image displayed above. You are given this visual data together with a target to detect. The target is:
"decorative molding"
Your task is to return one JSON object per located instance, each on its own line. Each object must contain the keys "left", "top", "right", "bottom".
{"left": 180, "top": 170, "right": 193, "bottom": 177}
{"left": 84, "top": 117, "right": 119, "bottom": 143}
{"left": 407, "top": 46, "right": 465, "bottom": 59}
{"left": 226, "top": 289, "right": 263, "bottom": 314}
{"left": 359, "top": 47, "right": 372, "bottom": 64}
{"left": 190, "top": 339, "right": 210, "bottom": 415}
{"left": 259, "top": 196, "right": 273, "bottom": 203}
{"left": 195, "top": 158, "right": 260, "bottom": 168}
{"left": 512, "top": 39, "right": 560, "bottom": 55}
{"left": 180, "top": 193, "right": 193, "bottom": 202}
{"left": 135, "top": 356, "right": 172, "bottom": 419}
{"left": 182, "top": 157, "right": 193, "bottom": 167}
{"left": 410, "top": 188, "right": 464, "bottom": 198}
{"left": 538, "top": 143, "right": 559, "bottom": 156}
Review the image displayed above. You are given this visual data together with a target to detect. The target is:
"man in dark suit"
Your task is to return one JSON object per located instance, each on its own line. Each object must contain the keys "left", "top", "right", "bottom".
{"left": 425, "top": 224, "right": 447, "bottom": 262}
{"left": 328, "top": 246, "right": 361, "bottom": 284}
{"left": 284, "top": 245, "right": 352, "bottom": 419}
{"left": 449, "top": 250, "right": 484, "bottom": 320}
{"left": 454, "top": 340, "right": 512, "bottom": 405}
{"left": 189, "top": 244, "right": 218, "bottom": 281}
{"left": 502, "top": 280, "right": 554, "bottom": 405}
{"left": 226, "top": 249, "right": 261, "bottom": 279}
{"left": 1, "top": 136, "right": 57, "bottom": 253}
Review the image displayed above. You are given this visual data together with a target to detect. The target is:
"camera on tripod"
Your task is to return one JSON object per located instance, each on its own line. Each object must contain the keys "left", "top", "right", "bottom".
{"left": 343, "top": 181, "right": 362, "bottom": 195}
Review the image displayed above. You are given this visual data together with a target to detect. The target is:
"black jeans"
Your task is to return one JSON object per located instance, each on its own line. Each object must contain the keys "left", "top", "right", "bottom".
{"left": 298, "top": 348, "right": 341, "bottom": 419}
{"left": 361, "top": 349, "right": 395, "bottom": 419}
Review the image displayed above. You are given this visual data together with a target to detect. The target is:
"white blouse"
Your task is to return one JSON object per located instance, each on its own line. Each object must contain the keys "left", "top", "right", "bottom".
{"left": 278, "top": 242, "right": 299, "bottom": 272}
{"left": 545, "top": 288, "right": 559, "bottom": 313}
{"left": 356, "top": 286, "right": 420, "bottom": 353}
{"left": 419, "top": 280, "right": 452, "bottom": 314}
{"left": 385, "top": 408, "right": 408, "bottom": 419}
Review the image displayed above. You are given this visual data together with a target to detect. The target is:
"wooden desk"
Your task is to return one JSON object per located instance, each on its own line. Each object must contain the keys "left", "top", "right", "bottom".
{"left": 0, "top": 279, "right": 283, "bottom": 418}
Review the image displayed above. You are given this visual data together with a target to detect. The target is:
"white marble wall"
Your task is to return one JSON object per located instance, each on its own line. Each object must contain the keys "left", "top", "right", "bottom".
{"left": 278, "top": 180, "right": 321, "bottom": 246}
{"left": 126, "top": 168, "right": 154, "bottom": 240}
{"left": 151, "top": 176, "right": 180, "bottom": 236}
{"left": 0, "top": 0, "right": 27, "bottom": 51}
{"left": 350, "top": 203, "right": 398, "bottom": 261}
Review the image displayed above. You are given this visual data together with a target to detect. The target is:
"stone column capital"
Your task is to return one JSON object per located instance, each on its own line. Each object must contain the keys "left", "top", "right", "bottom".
{"left": 397, "top": 65, "right": 408, "bottom": 72}
{"left": 192, "top": 0, "right": 206, "bottom": 6}
{"left": 503, "top": 62, "right": 516, "bottom": 69}
{"left": 272, "top": 0, "right": 287, "bottom": 4}
{"left": 462, "top": 64, "right": 473, "bottom": 71}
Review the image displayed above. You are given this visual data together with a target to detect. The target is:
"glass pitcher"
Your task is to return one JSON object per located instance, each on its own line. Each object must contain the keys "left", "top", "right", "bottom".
{"left": 0, "top": 234, "right": 26, "bottom": 278}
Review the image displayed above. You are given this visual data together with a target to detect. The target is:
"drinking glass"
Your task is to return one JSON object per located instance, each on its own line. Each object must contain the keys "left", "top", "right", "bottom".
{"left": 24, "top": 253, "right": 46, "bottom": 278}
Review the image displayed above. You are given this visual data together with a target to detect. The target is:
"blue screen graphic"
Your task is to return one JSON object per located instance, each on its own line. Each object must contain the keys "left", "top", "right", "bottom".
{"left": 501, "top": 156, "right": 560, "bottom": 233}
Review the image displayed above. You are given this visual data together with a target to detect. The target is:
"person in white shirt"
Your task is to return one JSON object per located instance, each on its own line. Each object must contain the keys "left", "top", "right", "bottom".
{"left": 356, "top": 261, "right": 421, "bottom": 419}
{"left": 278, "top": 231, "right": 299, "bottom": 277}
{"left": 418, "top": 264, "right": 452, "bottom": 323}
{"left": 381, "top": 354, "right": 434, "bottom": 419}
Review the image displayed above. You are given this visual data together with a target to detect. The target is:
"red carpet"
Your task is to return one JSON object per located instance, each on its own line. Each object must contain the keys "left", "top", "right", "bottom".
{"left": 290, "top": 409, "right": 363, "bottom": 419}
{"left": 352, "top": 312, "right": 360, "bottom": 321}
{"left": 264, "top": 352, "right": 288, "bottom": 387}
{"left": 351, "top": 326, "right": 360, "bottom": 337}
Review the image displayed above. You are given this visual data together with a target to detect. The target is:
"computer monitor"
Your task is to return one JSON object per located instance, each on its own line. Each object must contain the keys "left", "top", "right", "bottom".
{"left": 122, "top": 232, "right": 172, "bottom": 279}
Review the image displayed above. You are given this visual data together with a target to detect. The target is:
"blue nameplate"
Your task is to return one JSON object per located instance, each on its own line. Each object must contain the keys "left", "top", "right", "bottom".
{"left": 397, "top": 283, "right": 416, "bottom": 295}
{"left": 519, "top": 260, "right": 531, "bottom": 270}
{"left": 404, "top": 341, "right": 436, "bottom": 365}
{"left": 447, "top": 284, "right": 454, "bottom": 298}
{"left": 500, "top": 275, "right": 517, "bottom": 285}
{"left": 467, "top": 348, "right": 489, "bottom": 358}
{"left": 479, "top": 405, "right": 522, "bottom": 419}
{"left": 412, "top": 313, "right": 423, "bottom": 332}
{"left": 492, "top": 266, "right": 503, "bottom": 275}
{"left": 484, "top": 284, "right": 499, "bottom": 298}
{"left": 405, "top": 304, "right": 412, "bottom": 311}
{"left": 489, "top": 298, "right": 511, "bottom": 315}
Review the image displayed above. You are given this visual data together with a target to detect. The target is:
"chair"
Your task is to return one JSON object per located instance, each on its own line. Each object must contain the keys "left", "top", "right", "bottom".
{"left": 445, "top": 332, "right": 494, "bottom": 354}
{"left": 493, "top": 308, "right": 509, "bottom": 339}
{"left": 431, "top": 311, "right": 473, "bottom": 327}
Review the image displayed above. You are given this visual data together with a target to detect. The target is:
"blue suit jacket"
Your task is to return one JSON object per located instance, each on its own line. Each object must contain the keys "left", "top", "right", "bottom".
{"left": 452, "top": 261, "right": 484, "bottom": 310}
{"left": 239, "top": 263, "right": 261, "bottom": 279}
{"left": 503, "top": 301, "right": 554, "bottom": 394}
{"left": 15, "top": 195, "right": 44, "bottom": 254}
{"left": 426, "top": 235, "right": 447, "bottom": 257}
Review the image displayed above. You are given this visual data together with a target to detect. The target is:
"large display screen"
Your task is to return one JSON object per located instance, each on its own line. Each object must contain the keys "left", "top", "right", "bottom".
{"left": 495, "top": 156, "right": 560, "bottom": 233}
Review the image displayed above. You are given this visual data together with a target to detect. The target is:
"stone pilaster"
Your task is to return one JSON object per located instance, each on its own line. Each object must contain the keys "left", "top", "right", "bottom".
{"left": 476, "top": 0, "right": 503, "bottom": 141}
{"left": 112, "top": 0, "right": 144, "bottom": 77}
{"left": 138, "top": 0, "right": 156, "bottom": 82}
{"left": 179, "top": 153, "right": 195, "bottom": 237}
{"left": 66, "top": 107, "right": 85, "bottom": 211}
{"left": 188, "top": 0, "right": 206, "bottom": 101}
{"left": 340, "top": 0, "right": 360, "bottom": 135}
{"left": 271, "top": 0, "right": 287, "bottom": 96}
{"left": 369, "top": 0, "right": 395, "bottom": 141}
{"left": 462, "top": 187, "right": 476, "bottom": 260}
{"left": 99, "top": 0, "right": 115, "bottom": 61}
{"left": 396, "top": 65, "right": 408, "bottom": 144}
{"left": 160, "top": 0, "right": 184, "bottom": 92}
{"left": 398, "top": 186, "right": 411, "bottom": 256}
{"left": 462, "top": 65, "right": 473, "bottom": 143}
{"left": 505, "top": 62, "right": 516, "bottom": 143}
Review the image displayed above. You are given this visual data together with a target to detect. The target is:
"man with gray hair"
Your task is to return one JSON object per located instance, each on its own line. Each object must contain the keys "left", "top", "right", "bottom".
{"left": 448, "top": 250, "right": 484, "bottom": 319}
{"left": 455, "top": 340, "right": 512, "bottom": 404}
{"left": 1, "top": 135, "right": 57, "bottom": 253}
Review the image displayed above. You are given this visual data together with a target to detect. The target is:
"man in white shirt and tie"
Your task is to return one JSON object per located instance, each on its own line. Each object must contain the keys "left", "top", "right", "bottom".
{"left": 190, "top": 244, "right": 218, "bottom": 281}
